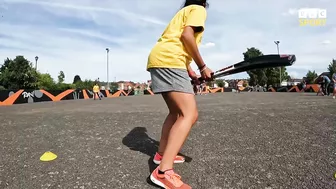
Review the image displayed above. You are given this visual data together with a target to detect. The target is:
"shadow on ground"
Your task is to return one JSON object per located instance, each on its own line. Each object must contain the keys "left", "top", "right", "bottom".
{"left": 122, "top": 127, "right": 193, "bottom": 187}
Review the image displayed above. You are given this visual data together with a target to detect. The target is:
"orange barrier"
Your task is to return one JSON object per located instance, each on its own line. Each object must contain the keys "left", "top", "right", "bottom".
{"left": 0, "top": 85, "right": 323, "bottom": 106}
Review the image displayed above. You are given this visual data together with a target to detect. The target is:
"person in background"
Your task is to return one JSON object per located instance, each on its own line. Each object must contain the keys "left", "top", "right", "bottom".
{"left": 301, "top": 80, "right": 306, "bottom": 92}
{"left": 93, "top": 83, "right": 101, "bottom": 100}
{"left": 205, "top": 83, "right": 210, "bottom": 94}
{"left": 332, "top": 73, "right": 336, "bottom": 99}
{"left": 316, "top": 76, "right": 324, "bottom": 96}
{"left": 236, "top": 80, "right": 242, "bottom": 93}
{"left": 320, "top": 75, "right": 331, "bottom": 96}
{"left": 199, "top": 82, "right": 205, "bottom": 95}
{"left": 190, "top": 74, "right": 201, "bottom": 95}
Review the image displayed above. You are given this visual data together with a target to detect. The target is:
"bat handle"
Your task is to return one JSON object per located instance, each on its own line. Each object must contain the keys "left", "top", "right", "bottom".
{"left": 197, "top": 72, "right": 215, "bottom": 83}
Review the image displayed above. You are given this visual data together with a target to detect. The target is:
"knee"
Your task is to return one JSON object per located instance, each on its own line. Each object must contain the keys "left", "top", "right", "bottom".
{"left": 180, "top": 108, "right": 198, "bottom": 125}
{"left": 167, "top": 112, "right": 179, "bottom": 119}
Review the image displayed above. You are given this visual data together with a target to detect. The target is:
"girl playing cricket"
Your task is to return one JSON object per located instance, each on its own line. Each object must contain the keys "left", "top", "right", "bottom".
{"left": 146, "top": 0, "right": 212, "bottom": 188}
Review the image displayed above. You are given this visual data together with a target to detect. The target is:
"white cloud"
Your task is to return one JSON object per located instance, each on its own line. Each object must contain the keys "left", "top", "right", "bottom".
{"left": 201, "top": 42, "right": 216, "bottom": 49}
{"left": 282, "top": 8, "right": 298, "bottom": 16}
{"left": 1, "top": 0, "right": 336, "bottom": 83}
{"left": 288, "top": 71, "right": 300, "bottom": 79}
{"left": 4, "top": 0, "right": 166, "bottom": 26}
{"left": 322, "top": 40, "right": 331, "bottom": 44}
{"left": 0, "top": 4, "right": 8, "bottom": 10}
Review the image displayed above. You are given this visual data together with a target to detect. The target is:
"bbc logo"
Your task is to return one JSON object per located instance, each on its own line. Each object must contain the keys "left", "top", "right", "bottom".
{"left": 298, "top": 8, "right": 327, "bottom": 26}
{"left": 298, "top": 8, "right": 327, "bottom": 19}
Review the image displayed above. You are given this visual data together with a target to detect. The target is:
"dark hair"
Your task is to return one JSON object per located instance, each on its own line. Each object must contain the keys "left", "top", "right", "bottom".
{"left": 183, "top": 0, "right": 209, "bottom": 8}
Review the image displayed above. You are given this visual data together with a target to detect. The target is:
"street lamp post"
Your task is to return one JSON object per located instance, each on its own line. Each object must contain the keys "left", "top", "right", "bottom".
{"left": 274, "top": 41, "right": 281, "bottom": 86}
{"left": 35, "top": 56, "right": 39, "bottom": 70}
{"left": 106, "top": 48, "right": 109, "bottom": 90}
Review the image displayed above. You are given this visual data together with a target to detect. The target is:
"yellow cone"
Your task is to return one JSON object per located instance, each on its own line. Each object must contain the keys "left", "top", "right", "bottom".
{"left": 40, "top": 151, "right": 57, "bottom": 162}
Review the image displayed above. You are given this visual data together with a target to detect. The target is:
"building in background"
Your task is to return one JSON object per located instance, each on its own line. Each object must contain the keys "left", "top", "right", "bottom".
{"left": 117, "top": 81, "right": 148, "bottom": 91}
{"left": 282, "top": 78, "right": 303, "bottom": 86}
{"left": 117, "top": 81, "right": 135, "bottom": 90}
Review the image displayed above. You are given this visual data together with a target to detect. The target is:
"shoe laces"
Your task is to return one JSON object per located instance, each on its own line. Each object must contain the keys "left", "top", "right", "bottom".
{"left": 167, "top": 172, "right": 183, "bottom": 185}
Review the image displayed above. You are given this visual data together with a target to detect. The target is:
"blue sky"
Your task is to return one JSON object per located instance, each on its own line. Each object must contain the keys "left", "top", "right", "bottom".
{"left": 0, "top": 0, "right": 335, "bottom": 83}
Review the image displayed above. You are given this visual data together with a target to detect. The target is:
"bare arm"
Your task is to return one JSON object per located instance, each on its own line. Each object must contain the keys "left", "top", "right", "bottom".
{"left": 187, "top": 64, "right": 194, "bottom": 72}
{"left": 181, "top": 26, "right": 206, "bottom": 69}
{"left": 187, "top": 64, "right": 197, "bottom": 80}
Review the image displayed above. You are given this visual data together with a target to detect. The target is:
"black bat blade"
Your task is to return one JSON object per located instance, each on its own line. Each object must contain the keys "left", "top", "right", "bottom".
{"left": 193, "top": 54, "right": 296, "bottom": 84}
{"left": 213, "top": 54, "right": 296, "bottom": 79}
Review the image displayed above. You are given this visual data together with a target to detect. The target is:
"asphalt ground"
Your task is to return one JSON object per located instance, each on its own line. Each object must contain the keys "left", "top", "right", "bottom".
{"left": 0, "top": 92, "right": 335, "bottom": 189}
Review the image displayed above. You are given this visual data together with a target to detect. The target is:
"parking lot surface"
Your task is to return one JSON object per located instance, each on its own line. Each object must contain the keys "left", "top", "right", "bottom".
{"left": 0, "top": 92, "right": 335, "bottom": 189}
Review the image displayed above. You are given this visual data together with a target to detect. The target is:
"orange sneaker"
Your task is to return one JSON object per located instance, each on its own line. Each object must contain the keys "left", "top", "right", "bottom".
{"left": 153, "top": 152, "right": 185, "bottom": 165}
{"left": 150, "top": 167, "right": 192, "bottom": 189}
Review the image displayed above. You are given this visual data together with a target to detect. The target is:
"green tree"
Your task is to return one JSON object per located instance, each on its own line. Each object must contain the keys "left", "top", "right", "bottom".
{"left": 257, "top": 70, "right": 268, "bottom": 86}
{"left": 206, "top": 80, "right": 214, "bottom": 88}
{"left": 243, "top": 80, "right": 248, "bottom": 87}
{"left": 56, "top": 83, "right": 75, "bottom": 90}
{"left": 73, "top": 75, "right": 82, "bottom": 84}
{"left": 109, "top": 82, "right": 119, "bottom": 91}
{"left": 327, "top": 59, "right": 336, "bottom": 79}
{"left": 37, "top": 72, "right": 56, "bottom": 90}
{"left": 305, "top": 70, "right": 318, "bottom": 84}
{"left": 247, "top": 72, "right": 258, "bottom": 86}
{"left": 0, "top": 56, "right": 39, "bottom": 89}
{"left": 243, "top": 47, "right": 289, "bottom": 86}
{"left": 58, "top": 71, "right": 65, "bottom": 83}
{"left": 281, "top": 67, "right": 291, "bottom": 81}
{"left": 267, "top": 66, "right": 290, "bottom": 86}
{"left": 74, "top": 79, "right": 94, "bottom": 89}
{"left": 243, "top": 47, "right": 267, "bottom": 86}
{"left": 243, "top": 47, "right": 263, "bottom": 60}
{"left": 265, "top": 68, "right": 278, "bottom": 86}
{"left": 215, "top": 79, "right": 224, "bottom": 87}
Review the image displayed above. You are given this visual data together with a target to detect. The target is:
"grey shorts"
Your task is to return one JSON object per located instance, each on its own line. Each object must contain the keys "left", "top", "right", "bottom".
{"left": 149, "top": 68, "right": 194, "bottom": 94}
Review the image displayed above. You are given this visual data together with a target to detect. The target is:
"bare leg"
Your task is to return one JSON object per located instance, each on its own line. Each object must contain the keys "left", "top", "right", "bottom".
{"left": 157, "top": 112, "right": 178, "bottom": 155}
{"left": 301, "top": 86, "right": 305, "bottom": 92}
{"left": 159, "top": 92, "right": 198, "bottom": 171}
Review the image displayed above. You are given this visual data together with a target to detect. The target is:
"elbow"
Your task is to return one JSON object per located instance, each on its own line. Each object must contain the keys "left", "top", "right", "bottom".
{"left": 180, "top": 26, "right": 194, "bottom": 42}
{"left": 180, "top": 32, "right": 193, "bottom": 45}
{"left": 180, "top": 33, "right": 188, "bottom": 43}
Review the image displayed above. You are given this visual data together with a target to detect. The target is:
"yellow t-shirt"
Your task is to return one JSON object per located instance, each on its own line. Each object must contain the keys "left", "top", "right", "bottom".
{"left": 93, "top": 85, "right": 99, "bottom": 92}
{"left": 146, "top": 5, "right": 207, "bottom": 70}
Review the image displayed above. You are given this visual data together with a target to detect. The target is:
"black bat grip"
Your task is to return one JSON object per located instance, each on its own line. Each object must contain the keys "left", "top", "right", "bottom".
{"left": 197, "top": 72, "right": 214, "bottom": 83}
